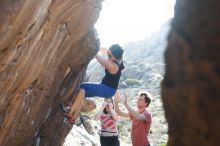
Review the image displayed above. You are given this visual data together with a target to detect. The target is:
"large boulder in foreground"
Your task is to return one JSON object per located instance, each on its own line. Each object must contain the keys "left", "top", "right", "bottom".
{"left": 162, "top": 0, "right": 220, "bottom": 146}
{"left": 0, "top": 0, "right": 101, "bottom": 145}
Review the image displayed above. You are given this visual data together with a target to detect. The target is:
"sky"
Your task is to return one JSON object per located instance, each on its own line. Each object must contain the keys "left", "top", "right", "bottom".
{"left": 95, "top": 0, "right": 176, "bottom": 47}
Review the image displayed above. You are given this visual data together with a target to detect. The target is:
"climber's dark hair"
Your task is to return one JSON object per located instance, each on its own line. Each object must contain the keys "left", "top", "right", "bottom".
{"left": 109, "top": 44, "right": 124, "bottom": 60}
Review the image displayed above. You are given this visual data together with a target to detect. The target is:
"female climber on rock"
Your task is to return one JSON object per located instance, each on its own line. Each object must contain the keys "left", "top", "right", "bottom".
{"left": 65, "top": 44, "right": 125, "bottom": 124}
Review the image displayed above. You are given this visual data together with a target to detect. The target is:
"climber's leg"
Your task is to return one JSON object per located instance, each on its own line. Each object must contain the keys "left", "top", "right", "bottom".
{"left": 69, "top": 88, "right": 85, "bottom": 114}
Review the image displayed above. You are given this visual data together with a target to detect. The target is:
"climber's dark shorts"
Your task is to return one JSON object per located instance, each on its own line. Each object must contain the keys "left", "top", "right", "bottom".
{"left": 80, "top": 82, "right": 116, "bottom": 98}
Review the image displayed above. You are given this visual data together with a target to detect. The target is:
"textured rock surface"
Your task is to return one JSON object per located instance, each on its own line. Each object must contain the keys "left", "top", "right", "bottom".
{"left": 0, "top": 0, "right": 101, "bottom": 146}
{"left": 162, "top": 0, "right": 220, "bottom": 146}
{"left": 81, "top": 99, "right": 96, "bottom": 112}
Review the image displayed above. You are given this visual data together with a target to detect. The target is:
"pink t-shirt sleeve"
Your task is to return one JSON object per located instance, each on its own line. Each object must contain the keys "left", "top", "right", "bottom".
{"left": 143, "top": 111, "right": 152, "bottom": 123}
{"left": 129, "top": 111, "right": 151, "bottom": 122}
{"left": 129, "top": 113, "right": 133, "bottom": 120}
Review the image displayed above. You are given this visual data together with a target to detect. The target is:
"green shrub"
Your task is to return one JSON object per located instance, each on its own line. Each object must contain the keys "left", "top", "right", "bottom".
{"left": 124, "top": 78, "right": 141, "bottom": 86}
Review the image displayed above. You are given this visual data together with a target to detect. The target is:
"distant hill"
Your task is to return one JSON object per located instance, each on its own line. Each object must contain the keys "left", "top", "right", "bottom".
{"left": 123, "top": 20, "right": 171, "bottom": 64}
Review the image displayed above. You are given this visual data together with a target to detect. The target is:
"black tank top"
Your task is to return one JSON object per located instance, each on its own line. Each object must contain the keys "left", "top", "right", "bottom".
{"left": 101, "top": 61, "right": 125, "bottom": 89}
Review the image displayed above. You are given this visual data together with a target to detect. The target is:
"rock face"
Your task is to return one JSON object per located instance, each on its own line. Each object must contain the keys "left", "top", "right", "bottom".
{"left": 162, "top": 0, "right": 220, "bottom": 146}
{"left": 0, "top": 0, "right": 101, "bottom": 146}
